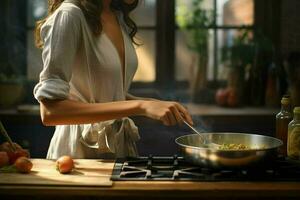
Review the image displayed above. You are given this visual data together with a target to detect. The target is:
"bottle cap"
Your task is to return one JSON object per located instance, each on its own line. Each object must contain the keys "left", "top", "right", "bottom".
{"left": 294, "top": 107, "right": 300, "bottom": 114}
{"left": 281, "top": 96, "right": 290, "bottom": 105}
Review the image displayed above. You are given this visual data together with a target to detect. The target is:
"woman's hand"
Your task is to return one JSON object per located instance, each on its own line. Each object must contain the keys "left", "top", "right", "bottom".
{"left": 140, "top": 100, "right": 193, "bottom": 126}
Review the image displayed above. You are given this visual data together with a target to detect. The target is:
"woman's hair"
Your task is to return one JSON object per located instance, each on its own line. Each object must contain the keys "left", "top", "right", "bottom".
{"left": 35, "top": 0, "right": 139, "bottom": 48}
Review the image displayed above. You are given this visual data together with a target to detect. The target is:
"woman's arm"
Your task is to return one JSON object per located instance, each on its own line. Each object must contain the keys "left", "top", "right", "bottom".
{"left": 40, "top": 99, "right": 193, "bottom": 126}
{"left": 126, "top": 93, "right": 157, "bottom": 101}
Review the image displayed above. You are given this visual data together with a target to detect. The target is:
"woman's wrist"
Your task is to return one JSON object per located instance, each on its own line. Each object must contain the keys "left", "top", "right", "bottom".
{"left": 134, "top": 100, "right": 146, "bottom": 116}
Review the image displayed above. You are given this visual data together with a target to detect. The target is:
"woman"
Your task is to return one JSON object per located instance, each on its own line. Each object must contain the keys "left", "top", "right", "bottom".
{"left": 34, "top": 0, "right": 193, "bottom": 159}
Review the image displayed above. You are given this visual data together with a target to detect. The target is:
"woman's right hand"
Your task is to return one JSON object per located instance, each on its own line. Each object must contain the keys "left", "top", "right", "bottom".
{"left": 139, "top": 100, "right": 193, "bottom": 126}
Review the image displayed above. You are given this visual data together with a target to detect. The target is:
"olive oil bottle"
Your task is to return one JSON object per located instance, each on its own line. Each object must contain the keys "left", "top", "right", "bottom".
{"left": 276, "top": 96, "right": 292, "bottom": 156}
{"left": 288, "top": 107, "right": 300, "bottom": 160}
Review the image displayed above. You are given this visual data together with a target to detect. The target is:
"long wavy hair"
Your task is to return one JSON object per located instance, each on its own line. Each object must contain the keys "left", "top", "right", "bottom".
{"left": 35, "top": 0, "right": 139, "bottom": 48}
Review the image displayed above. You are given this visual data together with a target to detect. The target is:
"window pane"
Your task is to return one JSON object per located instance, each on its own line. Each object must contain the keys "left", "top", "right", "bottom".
{"left": 27, "top": 30, "right": 42, "bottom": 80}
{"left": 217, "top": 0, "right": 254, "bottom": 26}
{"left": 133, "top": 30, "right": 156, "bottom": 82}
{"left": 131, "top": 0, "right": 156, "bottom": 26}
{"left": 217, "top": 29, "right": 254, "bottom": 80}
{"left": 26, "top": 0, "right": 47, "bottom": 80}
{"left": 175, "top": 30, "right": 214, "bottom": 81}
{"left": 27, "top": 0, "right": 48, "bottom": 27}
{"left": 176, "top": 0, "right": 213, "bottom": 27}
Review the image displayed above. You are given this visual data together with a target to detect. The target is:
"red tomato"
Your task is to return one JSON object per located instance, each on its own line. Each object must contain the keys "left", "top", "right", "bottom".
{"left": 0, "top": 151, "right": 9, "bottom": 167}
{"left": 14, "top": 157, "right": 33, "bottom": 173}
{"left": 0, "top": 142, "right": 30, "bottom": 164}
{"left": 56, "top": 155, "right": 74, "bottom": 174}
{"left": 7, "top": 149, "right": 30, "bottom": 164}
{"left": 227, "top": 88, "right": 239, "bottom": 107}
{"left": 215, "top": 88, "right": 230, "bottom": 106}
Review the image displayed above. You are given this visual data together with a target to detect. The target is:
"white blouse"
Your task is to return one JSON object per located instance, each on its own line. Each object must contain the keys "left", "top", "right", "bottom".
{"left": 33, "top": 2, "right": 140, "bottom": 159}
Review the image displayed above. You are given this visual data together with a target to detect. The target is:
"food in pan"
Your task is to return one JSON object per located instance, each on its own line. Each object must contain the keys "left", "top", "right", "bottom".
{"left": 218, "top": 143, "right": 267, "bottom": 150}
{"left": 218, "top": 143, "right": 250, "bottom": 150}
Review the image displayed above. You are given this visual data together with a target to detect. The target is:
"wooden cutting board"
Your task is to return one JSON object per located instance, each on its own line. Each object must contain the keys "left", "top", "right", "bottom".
{"left": 0, "top": 159, "right": 114, "bottom": 186}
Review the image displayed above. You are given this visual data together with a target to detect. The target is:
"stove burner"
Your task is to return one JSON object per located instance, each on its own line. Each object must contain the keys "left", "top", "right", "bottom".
{"left": 111, "top": 155, "right": 300, "bottom": 181}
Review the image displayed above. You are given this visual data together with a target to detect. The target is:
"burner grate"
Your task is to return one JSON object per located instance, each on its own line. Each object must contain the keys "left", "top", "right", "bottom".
{"left": 111, "top": 155, "right": 300, "bottom": 181}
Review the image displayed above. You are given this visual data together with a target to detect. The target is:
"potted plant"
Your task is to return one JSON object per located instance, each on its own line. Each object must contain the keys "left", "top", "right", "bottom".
{"left": 177, "top": 0, "right": 213, "bottom": 103}
{"left": 219, "top": 29, "right": 274, "bottom": 107}
{"left": 0, "top": 62, "right": 25, "bottom": 108}
{"left": 220, "top": 30, "right": 254, "bottom": 106}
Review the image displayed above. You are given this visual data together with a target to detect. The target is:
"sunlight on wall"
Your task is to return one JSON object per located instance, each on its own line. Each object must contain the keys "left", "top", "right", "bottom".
{"left": 223, "top": 0, "right": 254, "bottom": 25}
{"left": 133, "top": 31, "right": 156, "bottom": 82}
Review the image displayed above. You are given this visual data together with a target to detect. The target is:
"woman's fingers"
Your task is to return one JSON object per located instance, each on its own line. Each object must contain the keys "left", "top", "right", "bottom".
{"left": 166, "top": 110, "right": 177, "bottom": 126}
{"left": 161, "top": 102, "right": 193, "bottom": 126}
{"left": 142, "top": 100, "right": 193, "bottom": 126}
{"left": 161, "top": 115, "right": 171, "bottom": 126}
{"left": 174, "top": 103, "right": 193, "bottom": 125}
{"left": 170, "top": 106, "right": 183, "bottom": 125}
{"left": 165, "top": 104, "right": 189, "bottom": 126}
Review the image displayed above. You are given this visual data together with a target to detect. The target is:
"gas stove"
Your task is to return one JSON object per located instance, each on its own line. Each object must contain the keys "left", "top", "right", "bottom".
{"left": 111, "top": 155, "right": 300, "bottom": 181}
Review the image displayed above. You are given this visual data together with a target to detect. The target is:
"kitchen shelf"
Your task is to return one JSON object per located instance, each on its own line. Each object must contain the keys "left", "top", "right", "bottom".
{"left": 186, "top": 103, "right": 279, "bottom": 116}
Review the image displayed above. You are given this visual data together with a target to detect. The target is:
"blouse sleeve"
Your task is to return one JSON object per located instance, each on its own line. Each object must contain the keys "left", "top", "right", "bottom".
{"left": 33, "top": 10, "right": 81, "bottom": 101}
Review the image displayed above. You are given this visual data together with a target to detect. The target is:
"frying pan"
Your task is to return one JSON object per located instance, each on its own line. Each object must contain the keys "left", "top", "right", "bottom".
{"left": 175, "top": 133, "right": 283, "bottom": 168}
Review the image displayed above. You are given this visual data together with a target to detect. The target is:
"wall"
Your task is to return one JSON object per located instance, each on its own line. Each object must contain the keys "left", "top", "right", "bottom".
{"left": 280, "top": 0, "right": 300, "bottom": 56}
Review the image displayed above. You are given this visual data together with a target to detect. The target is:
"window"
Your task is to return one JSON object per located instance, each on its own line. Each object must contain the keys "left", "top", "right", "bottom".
{"left": 131, "top": 0, "right": 156, "bottom": 82}
{"left": 25, "top": 0, "right": 254, "bottom": 87}
{"left": 175, "top": 0, "right": 254, "bottom": 82}
{"left": 27, "top": 0, "right": 47, "bottom": 81}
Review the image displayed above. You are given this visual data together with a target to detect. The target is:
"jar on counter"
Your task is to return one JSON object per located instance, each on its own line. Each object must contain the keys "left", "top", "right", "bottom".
{"left": 287, "top": 107, "right": 300, "bottom": 160}
{"left": 276, "top": 96, "right": 292, "bottom": 156}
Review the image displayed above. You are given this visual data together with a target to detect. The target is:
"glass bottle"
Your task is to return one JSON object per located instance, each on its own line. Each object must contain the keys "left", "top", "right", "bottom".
{"left": 287, "top": 107, "right": 300, "bottom": 160}
{"left": 276, "top": 96, "right": 292, "bottom": 156}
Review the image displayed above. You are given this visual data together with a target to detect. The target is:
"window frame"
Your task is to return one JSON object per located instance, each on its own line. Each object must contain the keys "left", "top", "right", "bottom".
{"left": 133, "top": 0, "right": 255, "bottom": 89}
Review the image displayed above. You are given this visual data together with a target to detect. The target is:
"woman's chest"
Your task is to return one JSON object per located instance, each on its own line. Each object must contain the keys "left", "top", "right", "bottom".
{"left": 102, "top": 21, "right": 125, "bottom": 63}
{"left": 74, "top": 32, "right": 138, "bottom": 89}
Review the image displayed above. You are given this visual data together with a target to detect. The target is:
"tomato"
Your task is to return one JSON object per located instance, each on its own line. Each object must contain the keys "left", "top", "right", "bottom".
{"left": 227, "top": 88, "right": 239, "bottom": 107}
{"left": 215, "top": 88, "right": 230, "bottom": 106}
{"left": 7, "top": 149, "right": 30, "bottom": 164}
{"left": 0, "top": 142, "right": 30, "bottom": 164}
{"left": 0, "top": 151, "right": 9, "bottom": 167}
{"left": 14, "top": 157, "right": 33, "bottom": 173}
{"left": 56, "top": 155, "right": 74, "bottom": 174}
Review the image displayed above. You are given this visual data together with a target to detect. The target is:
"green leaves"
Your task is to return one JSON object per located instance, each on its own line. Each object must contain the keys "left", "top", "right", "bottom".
{"left": 221, "top": 29, "right": 273, "bottom": 70}
{"left": 176, "top": 0, "right": 213, "bottom": 53}
{"left": 0, "top": 165, "right": 18, "bottom": 173}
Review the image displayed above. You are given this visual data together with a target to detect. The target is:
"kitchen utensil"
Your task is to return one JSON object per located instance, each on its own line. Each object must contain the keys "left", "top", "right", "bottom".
{"left": 0, "top": 121, "right": 16, "bottom": 151}
{"left": 175, "top": 133, "right": 283, "bottom": 168}
{"left": 182, "top": 120, "right": 220, "bottom": 148}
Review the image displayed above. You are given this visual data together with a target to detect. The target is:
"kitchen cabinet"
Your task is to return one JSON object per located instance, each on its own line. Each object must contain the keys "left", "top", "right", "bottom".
{"left": 0, "top": 159, "right": 299, "bottom": 200}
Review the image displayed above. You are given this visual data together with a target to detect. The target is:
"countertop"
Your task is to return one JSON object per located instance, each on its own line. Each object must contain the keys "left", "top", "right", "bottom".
{"left": 0, "top": 159, "right": 299, "bottom": 200}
